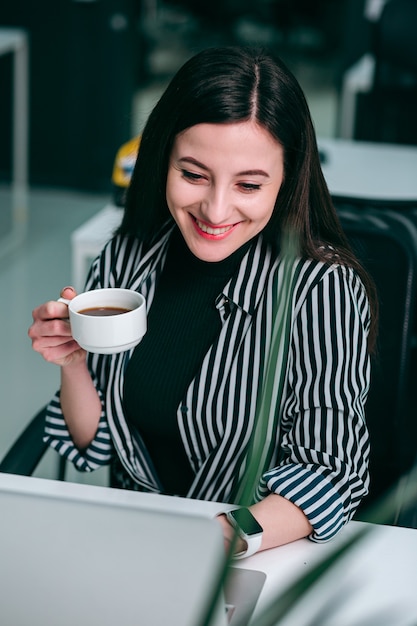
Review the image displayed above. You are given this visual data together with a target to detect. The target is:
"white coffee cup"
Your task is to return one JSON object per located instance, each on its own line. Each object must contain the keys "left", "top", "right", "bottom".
{"left": 58, "top": 288, "right": 147, "bottom": 354}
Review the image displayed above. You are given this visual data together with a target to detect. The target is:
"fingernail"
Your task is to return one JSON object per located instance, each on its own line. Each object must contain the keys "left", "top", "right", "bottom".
{"left": 60, "top": 286, "right": 76, "bottom": 297}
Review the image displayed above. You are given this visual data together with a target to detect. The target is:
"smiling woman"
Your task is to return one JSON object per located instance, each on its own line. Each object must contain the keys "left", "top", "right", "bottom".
{"left": 166, "top": 121, "right": 284, "bottom": 261}
{"left": 29, "top": 46, "right": 378, "bottom": 560}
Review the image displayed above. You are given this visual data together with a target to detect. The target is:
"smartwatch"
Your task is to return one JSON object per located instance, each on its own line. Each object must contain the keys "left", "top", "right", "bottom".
{"left": 226, "top": 508, "right": 263, "bottom": 559}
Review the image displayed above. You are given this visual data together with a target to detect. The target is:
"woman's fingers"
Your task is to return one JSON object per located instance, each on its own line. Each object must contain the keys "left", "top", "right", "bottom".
{"left": 28, "top": 294, "right": 83, "bottom": 365}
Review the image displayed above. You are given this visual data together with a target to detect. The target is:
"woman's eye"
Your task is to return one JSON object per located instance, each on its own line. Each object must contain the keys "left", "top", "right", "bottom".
{"left": 239, "top": 182, "right": 261, "bottom": 192}
{"left": 182, "top": 169, "right": 204, "bottom": 182}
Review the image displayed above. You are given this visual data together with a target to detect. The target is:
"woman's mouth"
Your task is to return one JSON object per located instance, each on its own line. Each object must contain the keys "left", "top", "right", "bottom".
{"left": 193, "top": 217, "right": 237, "bottom": 238}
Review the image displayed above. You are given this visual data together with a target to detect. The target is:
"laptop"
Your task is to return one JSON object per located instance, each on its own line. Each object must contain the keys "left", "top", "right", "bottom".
{"left": 0, "top": 474, "right": 265, "bottom": 626}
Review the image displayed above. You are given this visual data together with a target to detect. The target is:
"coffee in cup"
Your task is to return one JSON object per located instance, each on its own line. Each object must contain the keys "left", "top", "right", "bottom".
{"left": 78, "top": 306, "right": 132, "bottom": 317}
{"left": 58, "top": 288, "right": 146, "bottom": 354}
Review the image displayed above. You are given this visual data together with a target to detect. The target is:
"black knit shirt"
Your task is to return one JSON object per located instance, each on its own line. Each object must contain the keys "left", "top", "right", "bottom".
{"left": 123, "top": 227, "right": 251, "bottom": 495}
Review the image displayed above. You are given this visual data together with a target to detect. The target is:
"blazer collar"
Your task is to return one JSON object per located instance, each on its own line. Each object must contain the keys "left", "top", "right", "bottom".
{"left": 131, "top": 223, "right": 276, "bottom": 317}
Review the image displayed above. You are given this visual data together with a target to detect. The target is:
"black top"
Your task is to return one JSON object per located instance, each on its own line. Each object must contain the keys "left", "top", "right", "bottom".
{"left": 123, "top": 227, "right": 252, "bottom": 495}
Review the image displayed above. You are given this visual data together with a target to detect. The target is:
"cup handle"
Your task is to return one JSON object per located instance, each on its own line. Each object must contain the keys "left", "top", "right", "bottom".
{"left": 57, "top": 297, "right": 70, "bottom": 305}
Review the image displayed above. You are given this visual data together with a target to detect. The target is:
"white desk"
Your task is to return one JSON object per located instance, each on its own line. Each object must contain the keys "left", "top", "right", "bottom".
{"left": 71, "top": 203, "right": 123, "bottom": 290}
{"left": 319, "top": 137, "right": 417, "bottom": 204}
{"left": 1, "top": 473, "right": 416, "bottom": 626}
{"left": 0, "top": 28, "right": 29, "bottom": 260}
{"left": 243, "top": 520, "right": 417, "bottom": 625}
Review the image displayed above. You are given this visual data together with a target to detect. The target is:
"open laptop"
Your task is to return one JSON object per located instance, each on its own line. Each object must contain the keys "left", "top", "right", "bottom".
{"left": 0, "top": 474, "right": 265, "bottom": 626}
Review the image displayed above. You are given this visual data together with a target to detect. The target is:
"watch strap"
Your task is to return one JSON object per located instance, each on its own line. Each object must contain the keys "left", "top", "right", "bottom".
{"left": 232, "top": 532, "right": 263, "bottom": 559}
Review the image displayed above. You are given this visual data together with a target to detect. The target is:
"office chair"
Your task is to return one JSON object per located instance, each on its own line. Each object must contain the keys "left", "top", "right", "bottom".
{"left": 336, "top": 205, "right": 417, "bottom": 525}
{"left": 0, "top": 406, "right": 66, "bottom": 480}
{"left": 0, "top": 406, "right": 48, "bottom": 476}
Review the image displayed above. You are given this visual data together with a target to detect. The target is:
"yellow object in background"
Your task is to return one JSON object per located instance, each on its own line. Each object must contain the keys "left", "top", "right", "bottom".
{"left": 111, "top": 136, "right": 141, "bottom": 206}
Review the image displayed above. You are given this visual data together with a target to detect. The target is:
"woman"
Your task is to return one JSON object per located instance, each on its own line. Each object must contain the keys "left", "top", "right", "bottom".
{"left": 29, "top": 46, "right": 376, "bottom": 557}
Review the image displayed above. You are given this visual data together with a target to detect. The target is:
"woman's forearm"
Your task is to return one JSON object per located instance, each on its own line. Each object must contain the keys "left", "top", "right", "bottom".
{"left": 60, "top": 359, "right": 102, "bottom": 449}
{"left": 249, "top": 493, "right": 312, "bottom": 551}
{"left": 218, "top": 493, "right": 312, "bottom": 555}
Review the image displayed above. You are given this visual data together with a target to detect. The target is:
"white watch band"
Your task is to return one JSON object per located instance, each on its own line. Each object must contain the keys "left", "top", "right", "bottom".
{"left": 233, "top": 533, "right": 263, "bottom": 559}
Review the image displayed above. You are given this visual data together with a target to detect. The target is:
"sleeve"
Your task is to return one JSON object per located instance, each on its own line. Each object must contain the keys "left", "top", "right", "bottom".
{"left": 43, "top": 377, "right": 114, "bottom": 472}
{"left": 260, "top": 265, "right": 371, "bottom": 542}
{"left": 42, "top": 309, "right": 116, "bottom": 472}
{"left": 42, "top": 232, "right": 157, "bottom": 471}
{"left": 42, "top": 239, "right": 121, "bottom": 471}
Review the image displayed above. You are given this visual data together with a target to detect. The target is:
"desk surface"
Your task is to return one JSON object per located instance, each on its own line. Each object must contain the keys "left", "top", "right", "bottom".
{"left": 319, "top": 137, "right": 417, "bottom": 204}
{"left": 244, "top": 519, "right": 417, "bottom": 625}
{"left": 1, "top": 473, "right": 416, "bottom": 626}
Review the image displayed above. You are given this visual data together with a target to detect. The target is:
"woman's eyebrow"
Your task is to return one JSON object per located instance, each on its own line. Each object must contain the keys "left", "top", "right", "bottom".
{"left": 236, "top": 169, "right": 270, "bottom": 177}
{"left": 178, "top": 156, "right": 209, "bottom": 170}
{"left": 178, "top": 157, "right": 270, "bottom": 178}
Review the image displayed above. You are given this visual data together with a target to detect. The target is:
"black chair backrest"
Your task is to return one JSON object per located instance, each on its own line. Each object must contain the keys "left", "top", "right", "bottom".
{"left": 337, "top": 205, "right": 417, "bottom": 514}
{"left": 0, "top": 407, "right": 49, "bottom": 476}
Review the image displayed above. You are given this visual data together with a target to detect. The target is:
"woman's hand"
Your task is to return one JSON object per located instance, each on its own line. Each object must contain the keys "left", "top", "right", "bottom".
{"left": 29, "top": 286, "right": 102, "bottom": 449}
{"left": 28, "top": 286, "right": 86, "bottom": 367}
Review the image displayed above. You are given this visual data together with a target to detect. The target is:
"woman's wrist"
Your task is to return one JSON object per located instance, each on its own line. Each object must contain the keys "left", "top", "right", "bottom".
{"left": 216, "top": 513, "right": 247, "bottom": 555}
{"left": 60, "top": 352, "right": 89, "bottom": 378}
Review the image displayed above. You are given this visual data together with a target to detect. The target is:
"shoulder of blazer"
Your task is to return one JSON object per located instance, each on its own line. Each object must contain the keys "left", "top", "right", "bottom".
{"left": 90, "top": 221, "right": 175, "bottom": 289}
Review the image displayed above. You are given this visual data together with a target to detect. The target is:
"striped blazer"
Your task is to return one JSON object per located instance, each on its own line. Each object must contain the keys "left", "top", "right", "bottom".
{"left": 45, "top": 222, "right": 371, "bottom": 542}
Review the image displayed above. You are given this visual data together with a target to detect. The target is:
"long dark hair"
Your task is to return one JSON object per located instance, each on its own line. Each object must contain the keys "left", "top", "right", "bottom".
{"left": 119, "top": 46, "right": 378, "bottom": 349}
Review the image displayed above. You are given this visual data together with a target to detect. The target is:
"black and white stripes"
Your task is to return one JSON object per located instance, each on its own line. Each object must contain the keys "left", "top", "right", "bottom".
{"left": 44, "top": 224, "right": 371, "bottom": 542}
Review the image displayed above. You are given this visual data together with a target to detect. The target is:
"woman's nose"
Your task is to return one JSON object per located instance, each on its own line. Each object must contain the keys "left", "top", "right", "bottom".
{"left": 201, "top": 187, "right": 232, "bottom": 225}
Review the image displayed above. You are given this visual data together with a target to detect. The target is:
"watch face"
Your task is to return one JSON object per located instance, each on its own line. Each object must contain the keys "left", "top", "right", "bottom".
{"left": 230, "top": 508, "right": 263, "bottom": 536}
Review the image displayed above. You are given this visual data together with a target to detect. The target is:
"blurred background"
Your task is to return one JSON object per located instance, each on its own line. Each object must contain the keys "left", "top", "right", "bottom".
{"left": 1, "top": 0, "right": 405, "bottom": 193}
{"left": 1, "top": 0, "right": 417, "bottom": 483}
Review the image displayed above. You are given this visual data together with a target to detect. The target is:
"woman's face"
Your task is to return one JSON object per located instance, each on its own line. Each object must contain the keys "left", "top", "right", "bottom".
{"left": 166, "top": 121, "right": 284, "bottom": 262}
